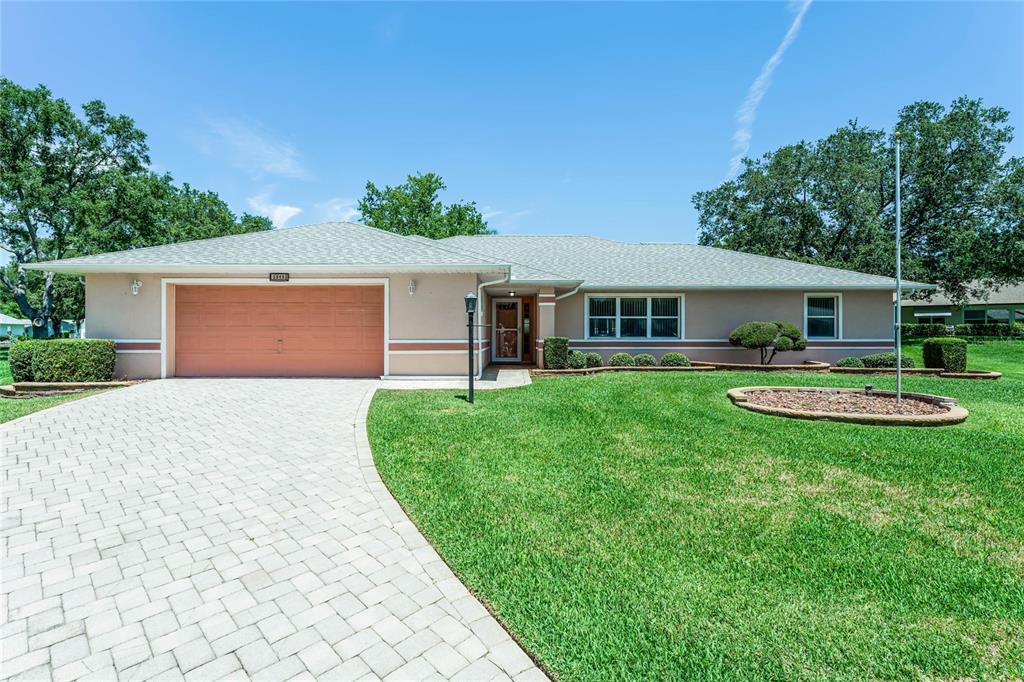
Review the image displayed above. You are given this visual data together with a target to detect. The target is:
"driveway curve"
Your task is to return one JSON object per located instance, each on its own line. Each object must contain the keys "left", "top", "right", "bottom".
{"left": 2, "top": 379, "right": 543, "bottom": 681}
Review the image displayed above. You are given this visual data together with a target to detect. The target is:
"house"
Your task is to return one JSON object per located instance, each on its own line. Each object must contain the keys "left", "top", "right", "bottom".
{"left": 25, "top": 221, "right": 931, "bottom": 379}
{"left": 0, "top": 313, "right": 80, "bottom": 338}
{"left": 902, "top": 281, "right": 1024, "bottom": 326}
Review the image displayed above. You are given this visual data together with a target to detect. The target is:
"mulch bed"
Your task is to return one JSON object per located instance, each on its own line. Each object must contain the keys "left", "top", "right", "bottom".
{"left": 743, "top": 390, "right": 948, "bottom": 416}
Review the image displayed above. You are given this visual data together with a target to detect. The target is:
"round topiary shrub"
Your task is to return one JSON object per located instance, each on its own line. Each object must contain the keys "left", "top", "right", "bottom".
{"left": 567, "top": 350, "right": 587, "bottom": 369}
{"left": 633, "top": 353, "right": 657, "bottom": 366}
{"left": 584, "top": 352, "right": 603, "bottom": 368}
{"left": 608, "top": 352, "right": 635, "bottom": 367}
{"left": 660, "top": 352, "right": 691, "bottom": 367}
{"left": 861, "top": 352, "right": 915, "bottom": 368}
{"left": 835, "top": 356, "right": 865, "bottom": 368}
{"left": 922, "top": 337, "right": 968, "bottom": 372}
{"left": 728, "top": 320, "right": 807, "bottom": 364}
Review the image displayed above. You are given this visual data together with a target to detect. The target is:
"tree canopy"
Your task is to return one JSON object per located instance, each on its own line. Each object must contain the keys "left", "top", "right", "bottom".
{"left": 357, "top": 172, "right": 492, "bottom": 239}
{"left": 0, "top": 79, "right": 271, "bottom": 336}
{"left": 693, "top": 97, "right": 1024, "bottom": 304}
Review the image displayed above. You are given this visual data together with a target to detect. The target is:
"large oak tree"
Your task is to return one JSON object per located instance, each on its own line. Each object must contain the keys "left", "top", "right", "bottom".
{"left": 0, "top": 80, "right": 271, "bottom": 337}
{"left": 693, "top": 98, "right": 1023, "bottom": 304}
{"left": 358, "top": 172, "right": 492, "bottom": 239}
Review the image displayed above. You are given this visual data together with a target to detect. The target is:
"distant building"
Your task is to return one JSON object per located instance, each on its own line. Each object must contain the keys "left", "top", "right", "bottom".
{"left": 0, "top": 313, "right": 81, "bottom": 338}
{"left": 902, "top": 282, "right": 1024, "bottom": 325}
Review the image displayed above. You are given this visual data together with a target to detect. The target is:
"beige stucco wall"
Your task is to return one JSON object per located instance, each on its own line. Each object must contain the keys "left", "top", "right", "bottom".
{"left": 84, "top": 272, "right": 490, "bottom": 378}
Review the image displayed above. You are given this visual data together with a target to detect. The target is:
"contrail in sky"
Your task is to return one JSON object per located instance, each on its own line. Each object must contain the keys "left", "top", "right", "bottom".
{"left": 728, "top": 0, "right": 813, "bottom": 178}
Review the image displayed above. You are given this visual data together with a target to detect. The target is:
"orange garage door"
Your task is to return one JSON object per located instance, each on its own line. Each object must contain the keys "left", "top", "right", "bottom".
{"left": 174, "top": 285, "right": 385, "bottom": 377}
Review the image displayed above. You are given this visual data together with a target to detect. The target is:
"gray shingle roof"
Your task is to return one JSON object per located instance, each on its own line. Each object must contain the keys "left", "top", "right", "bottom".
{"left": 25, "top": 222, "right": 509, "bottom": 273}
{"left": 903, "top": 281, "right": 1024, "bottom": 307}
{"left": 442, "top": 234, "right": 931, "bottom": 289}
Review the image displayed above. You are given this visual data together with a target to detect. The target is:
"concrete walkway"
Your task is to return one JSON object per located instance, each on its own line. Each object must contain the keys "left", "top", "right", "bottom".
{"left": 2, "top": 379, "right": 543, "bottom": 681}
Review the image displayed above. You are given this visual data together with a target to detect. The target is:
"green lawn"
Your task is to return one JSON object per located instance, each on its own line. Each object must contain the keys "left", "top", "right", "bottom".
{"left": 368, "top": 341, "right": 1024, "bottom": 681}
{"left": 0, "top": 360, "right": 108, "bottom": 423}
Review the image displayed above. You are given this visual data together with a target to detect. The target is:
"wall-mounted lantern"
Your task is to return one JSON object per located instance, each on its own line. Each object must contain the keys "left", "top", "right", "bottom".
{"left": 408, "top": 280, "right": 417, "bottom": 296}
{"left": 130, "top": 279, "right": 143, "bottom": 296}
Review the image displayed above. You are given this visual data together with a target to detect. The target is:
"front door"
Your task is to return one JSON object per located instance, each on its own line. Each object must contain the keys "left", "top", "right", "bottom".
{"left": 493, "top": 299, "right": 521, "bottom": 362}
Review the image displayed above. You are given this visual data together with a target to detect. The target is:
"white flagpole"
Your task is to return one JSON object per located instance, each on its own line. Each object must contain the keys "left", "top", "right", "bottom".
{"left": 895, "top": 131, "right": 902, "bottom": 403}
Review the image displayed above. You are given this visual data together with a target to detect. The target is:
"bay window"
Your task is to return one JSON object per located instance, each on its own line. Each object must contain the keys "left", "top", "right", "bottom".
{"left": 586, "top": 295, "right": 683, "bottom": 339}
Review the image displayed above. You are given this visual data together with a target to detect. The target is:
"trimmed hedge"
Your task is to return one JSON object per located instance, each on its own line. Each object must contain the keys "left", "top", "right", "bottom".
{"left": 633, "top": 353, "right": 657, "bottom": 367}
{"left": 659, "top": 352, "right": 690, "bottom": 367}
{"left": 953, "top": 322, "right": 1023, "bottom": 337}
{"left": 608, "top": 352, "right": 635, "bottom": 367}
{"left": 584, "top": 352, "right": 603, "bottom": 368}
{"left": 835, "top": 356, "right": 865, "bottom": 368}
{"left": 9, "top": 339, "right": 116, "bottom": 383}
{"left": 567, "top": 350, "right": 587, "bottom": 370}
{"left": 543, "top": 337, "right": 569, "bottom": 369}
{"left": 900, "top": 323, "right": 950, "bottom": 338}
{"left": 922, "top": 337, "right": 968, "bottom": 372}
{"left": 8, "top": 340, "right": 37, "bottom": 382}
{"left": 861, "top": 352, "right": 915, "bottom": 369}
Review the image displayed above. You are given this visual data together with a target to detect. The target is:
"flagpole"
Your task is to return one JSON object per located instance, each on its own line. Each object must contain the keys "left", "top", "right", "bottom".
{"left": 895, "top": 131, "right": 902, "bottom": 403}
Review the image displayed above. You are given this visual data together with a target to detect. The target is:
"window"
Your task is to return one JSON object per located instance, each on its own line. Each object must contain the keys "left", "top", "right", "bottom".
{"left": 586, "top": 295, "right": 682, "bottom": 339}
{"left": 964, "top": 309, "right": 986, "bottom": 323}
{"left": 805, "top": 295, "right": 839, "bottom": 338}
{"left": 588, "top": 297, "right": 617, "bottom": 337}
{"left": 1016, "top": 310, "right": 1024, "bottom": 322}
{"left": 985, "top": 309, "right": 1010, "bottom": 323}
{"left": 916, "top": 315, "right": 949, "bottom": 325}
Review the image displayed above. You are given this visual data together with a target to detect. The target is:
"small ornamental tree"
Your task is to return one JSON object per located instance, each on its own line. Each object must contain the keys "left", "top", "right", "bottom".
{"left": 728, "top": 321, "right": 808, "bottom": 365}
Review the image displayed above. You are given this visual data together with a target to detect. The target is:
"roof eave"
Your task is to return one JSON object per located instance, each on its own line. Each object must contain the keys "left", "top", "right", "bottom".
{"left": 575, "top": 283, "right": 936, "bottom": 291}
{"left": 23, "top": 262, "right": 511, "bottom": 275}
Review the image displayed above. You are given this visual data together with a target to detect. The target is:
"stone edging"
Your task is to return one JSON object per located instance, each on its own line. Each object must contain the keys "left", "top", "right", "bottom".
{"left": 829, "top": 367, "right": 1002, "bottom": 380}
{"left": 692, "top": 360, "right": 832, "bottom": 372}
{"left": 352, "top": 384, "right": 550, "bottom": 680}
{"left": 531, "top": 365, "right": 711, "bottom": 376}
{"left": 727, "top": 386, "right": 969, "bottom": 427}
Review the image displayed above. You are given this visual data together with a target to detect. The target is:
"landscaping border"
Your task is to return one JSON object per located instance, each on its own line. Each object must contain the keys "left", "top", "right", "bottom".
{"left": 727, "top": 386, "right": 969, "bottom": 426}
{"left": 531, "top": 365, "right": 713, "bottom": 377}
{"left": 829, "top": 367, "right": 1002, "bottom": 380}
{"left": 691, "top": 360, "right": 831, "bottom": 372}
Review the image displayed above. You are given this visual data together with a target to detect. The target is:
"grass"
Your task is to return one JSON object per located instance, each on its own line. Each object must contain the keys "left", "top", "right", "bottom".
{"left": 368, "top": 341, "right": 1024, "bottom": 680}
{"left": 0, "top": 360, "right": 109, "bottom": 424}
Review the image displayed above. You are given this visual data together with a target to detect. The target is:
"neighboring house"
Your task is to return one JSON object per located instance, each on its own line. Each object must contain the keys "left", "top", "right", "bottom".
{"left": 902, "top": 282, "right": 1024, "bottom": 325}
{"left": 0, "top": 313, "right": 80, "bottom": 338}
{"left": 25, "top": 221, "right": 931, "bottom": 379}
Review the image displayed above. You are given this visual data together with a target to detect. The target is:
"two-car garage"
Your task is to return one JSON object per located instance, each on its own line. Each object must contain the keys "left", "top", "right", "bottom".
{"left": 173, "top": 284, "right": 385, "bottom": 378}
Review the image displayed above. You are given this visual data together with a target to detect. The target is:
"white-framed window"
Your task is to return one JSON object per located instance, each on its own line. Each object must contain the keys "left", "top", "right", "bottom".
{"left": 585, "top": 294, "right": 684, "bottom": 339}
{"left": 804, "top": 293, "right": 841, "bottom": 339}
{"left": 915, "top": 314, "right": 950, "bottom": 325}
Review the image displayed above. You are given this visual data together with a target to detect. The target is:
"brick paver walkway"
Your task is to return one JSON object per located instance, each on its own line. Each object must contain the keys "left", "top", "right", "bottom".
{"left": 2, "top": 379, "right": 543, "bottom": 681}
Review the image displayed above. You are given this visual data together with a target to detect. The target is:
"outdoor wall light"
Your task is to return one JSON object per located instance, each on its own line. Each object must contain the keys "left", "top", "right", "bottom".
{"left": 408, "top": 280, "right": 417, "bottom": 296}
{"left": 130, "top": 279, "right": 143, "bottom": 296}
{"left": 508, "top": 290, "right": 515, "bottom": 297}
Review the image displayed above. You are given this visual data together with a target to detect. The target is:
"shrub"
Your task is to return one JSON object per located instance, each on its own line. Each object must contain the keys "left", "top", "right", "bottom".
{"left": 861, "top": 352, "right": 915, "bottom": 368}
{"left": 728, "top": 320, "right": 807, "bottom": 364}
{"left": 8, "top": 340, "right": 40, "bottom": 382}
{"left": 954, "top": 322, "right": 1022, "bottom": 338}
{"left": 543, "top": 337, "right": 569, "bottom": 369}
{"left": 28, "top": 339, "right": 116, "bottom": 382}
{"left": 567, "top": 350, "right": 587, "bottom": 369}
{"left": 835, "top": 356, "right": 865, "bottom": 368}
{"left": 922, "top": 337, "right": 968, "bottom": 372}
{"left": 584, "top": 352, "right": 603, "bottom": 368}
{"left": 608, "top": 352, "right": 635, "bottom": 367}
{"left": 633, "top": 353, "right": 657, "bottom": 367}
{"left": 659, "top": 352, "right": 691, "bottom": 367}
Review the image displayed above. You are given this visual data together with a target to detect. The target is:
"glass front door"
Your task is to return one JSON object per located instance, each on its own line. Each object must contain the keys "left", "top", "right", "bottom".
{"left": 493, "top": 299, "right": 521, "bottom": 362}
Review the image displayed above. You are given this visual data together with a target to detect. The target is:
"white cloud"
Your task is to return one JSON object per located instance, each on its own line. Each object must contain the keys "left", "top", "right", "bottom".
{"left": 247, "top": 193, "right": 302, "bottom": 228}
{"left": 728, "top": 0, "right": 813, "bottom": 178}
{"left": 481, "top": 206, "right": 504, "bottom": 220}
{"left": 200, "top": 118, "right": 308, "bottom": 180}
{"left": 314, "top": 197, "right": 360, "bottom": 223}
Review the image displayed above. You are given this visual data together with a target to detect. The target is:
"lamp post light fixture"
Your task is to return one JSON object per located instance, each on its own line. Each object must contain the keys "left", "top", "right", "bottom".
{"left": 465, "top": 292, "right": 478, "bottom": 403}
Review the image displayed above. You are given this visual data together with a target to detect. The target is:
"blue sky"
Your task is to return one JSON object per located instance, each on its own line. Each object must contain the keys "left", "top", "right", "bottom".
{"left": 2, "top": 1, "right": 1022, "bottom": 242}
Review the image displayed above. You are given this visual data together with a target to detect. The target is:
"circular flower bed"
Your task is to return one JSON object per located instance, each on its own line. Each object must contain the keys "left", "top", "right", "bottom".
{"left": 727, "top": 386, "right": 968, "bottom": 426}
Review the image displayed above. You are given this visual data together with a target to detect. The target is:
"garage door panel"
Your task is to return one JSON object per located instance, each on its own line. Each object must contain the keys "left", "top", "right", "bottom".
{"left": 175, "top": 285, "right": 384, "bottom": 377}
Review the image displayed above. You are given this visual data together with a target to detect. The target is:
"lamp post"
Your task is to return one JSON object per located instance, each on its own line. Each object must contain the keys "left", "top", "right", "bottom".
{"left": 465, "top": 292, "right": 477, "bottom": 403}
{"left": 895, "top": 131, "right": 903, "bottom": 403}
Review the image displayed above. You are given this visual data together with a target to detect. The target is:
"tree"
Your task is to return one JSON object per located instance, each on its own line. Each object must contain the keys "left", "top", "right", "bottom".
{"left": 0, "top": 80, "right": 272, "bottom": 337}
{"left": 729, "top": 321, "right": 807, "bottom": 365}
{"left": 357, "top": 172, "right": 492, "bottom": 238}
{"left": 694, "top": 98, "right": 1024, "bottom": 305}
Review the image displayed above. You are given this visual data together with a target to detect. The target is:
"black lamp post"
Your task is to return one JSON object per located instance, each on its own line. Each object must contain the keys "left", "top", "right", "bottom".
{"left": 465, "top": 292, "right": 478, "bottom": 403}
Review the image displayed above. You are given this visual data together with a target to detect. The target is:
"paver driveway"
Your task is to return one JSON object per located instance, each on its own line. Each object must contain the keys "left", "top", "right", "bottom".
{"left": 2, "top": 379, "right": 543, "bottom": 681}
